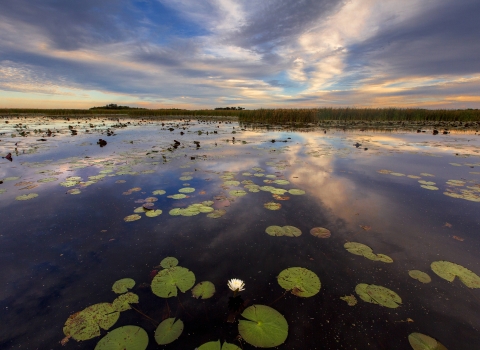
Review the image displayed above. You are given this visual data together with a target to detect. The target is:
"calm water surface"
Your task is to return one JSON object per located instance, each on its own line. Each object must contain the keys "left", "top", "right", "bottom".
{"left": 1, "top": 117, "right": 479, "bottom": 349}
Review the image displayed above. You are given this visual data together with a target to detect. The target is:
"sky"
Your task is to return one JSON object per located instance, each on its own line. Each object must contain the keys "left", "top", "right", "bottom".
{"left": 0, "top": 0, "right": 479, "bottom": 110}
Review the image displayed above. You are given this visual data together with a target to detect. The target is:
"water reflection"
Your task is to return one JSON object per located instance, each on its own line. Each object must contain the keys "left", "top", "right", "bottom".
{"left": 0, "top": 117, "right": 479, "bottom": 349}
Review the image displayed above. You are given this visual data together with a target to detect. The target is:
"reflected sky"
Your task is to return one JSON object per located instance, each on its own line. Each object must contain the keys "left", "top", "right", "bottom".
{"left": 0, "top": 117, "right": 480, "bottom": 349}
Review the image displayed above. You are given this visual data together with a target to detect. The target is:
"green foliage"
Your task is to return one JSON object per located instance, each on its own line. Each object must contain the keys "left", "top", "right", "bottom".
{"left": 355, "top": 283, "right": 402, "bottom": 308}
{"left": 192, "top": 281, "right": 216, "bottom": 299}
{"left": 198, "top": 340, "right": 241, "bottom": 350}
{"left": 95, "top": 325, "right": 148, "bottom": 350}
{"left": 431, "top": 261, "right": 480, "bottom": 288}
{"left": 112, "top": 278, "right": 135, "bottom": 294}
{"left": 277, "top": 267, "right": 321, "bottom": 297}
{"left": 408, "top": 270, "right": 432, "bottom": 283}
{"left": 151, "top": 266, "right": 195, "bottom": 298}
{"left": 154, "top": 318, "right": 184, "bottom": 345}
{"left": 408, "top": 332, "right": 448, "bottom": 350}
{"left": 238, "top": 305, "right": 288, "bottom": 348}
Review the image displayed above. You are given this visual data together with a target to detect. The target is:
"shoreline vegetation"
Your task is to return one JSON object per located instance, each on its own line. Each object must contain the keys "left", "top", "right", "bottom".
{"left": 1, "top": 108, "right": 479, "bottom": 126}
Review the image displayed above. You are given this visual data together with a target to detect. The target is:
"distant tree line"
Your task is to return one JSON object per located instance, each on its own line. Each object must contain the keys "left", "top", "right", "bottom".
{"left": 90, "top": 104, "right": 147, "bottom": 110}
{"left": 214, "top": 106, "right": 245, "bottom": 110}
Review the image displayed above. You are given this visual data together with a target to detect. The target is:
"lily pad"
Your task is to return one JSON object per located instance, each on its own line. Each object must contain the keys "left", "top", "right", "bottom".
{"left": 265, "top": 226, "right": 285, "bottom": 237}
{"left": 198, "top": 340, "right": 241, "bottom": 350}
{"left": 15, "top": 193, "right": 38, "bottom": 201}
{"left": 160, "top": 257, "right": 179, "bottom": 268}
{"left": 192, "top": 281, "right": 215, "bottom": 299}
{"left": 145, "top": 209, "right": 162, "bottom": 217}
{"left": 94, "top": 325, "right": 148, "bottom": 350}
{"left": 264, "top": 202, "right": 281, "bottom": 210}
{"left": 340, "top": 295, "right": 357, "bottom": 306}
{"left": 277, "top": 267, "right": 321, "bottom": 297}
{"left": 151, "top": 266, "right": 195, "bottom": 298}
{"left": 67, "top": 189, "right": 81, "bottom": 195}
{"left": 283, "top": 226, "right": 302, "bottom": 237}
{"left": 124, "top": 214, "right": 141, "bottom": 222}
{"left": 408, "top": 332, "right": 448, "bottom": 350}
{"left": 112, "top": 278, "right": 135, "bottom": 294}
{"left": 154, "top": 318, "right": 184, "bottom": 345}
{"left": 344, "top": 242, "right": 393, "bottom": 263}
{"left": 207, "top": 209, "right": 226, "bottom": 218}
{"left": 64, "top": 303, "right": 120, "bottom": 341}
{"left": 179, "top": 187, "right": 195, "bottom": 193}
{"left": 229, "top": 190, "right": 247, "bottom": 197}
{"left": 355, "top": 283, "right": 402, "bottom": 308}
{"left": 288, "top": 189, "right": 305, "bottom": 195}
{"left": 152, "top": 190, "right": 166, "bottom": 195}
{"left": 408, "top": 270, "right": 432, "bottom": 283}
{"left": 310, "top": 227, "right": 331, "bottom": 238}
{"left": 274, "top": 179, "right": 290, "bottom": 185}
{"left": 180, "top": 176, "right": 193, "bottom": 181}
{"left": 431, "top": 261, "right": 480, "bottom": 288}
{"left": 112, "top": 292, "right": 139, "bottom": 312}
{"left": 224, "top": 180, "right": 240, "bottom": 186}
{"left": 238, "top": 305, "right": 288, "bottom": 348}
{"left": 168, "top": 194, "right": 187, "bottom": 199}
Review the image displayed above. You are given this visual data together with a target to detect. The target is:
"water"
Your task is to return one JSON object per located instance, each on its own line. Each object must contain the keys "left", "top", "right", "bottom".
{"left": 0, "top": 117, "right": 479, "bottom": 349}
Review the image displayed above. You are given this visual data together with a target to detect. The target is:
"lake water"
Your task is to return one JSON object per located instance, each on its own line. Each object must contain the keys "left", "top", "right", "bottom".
{"left": 0, "top": 117, "right": 479, "bottom": 349}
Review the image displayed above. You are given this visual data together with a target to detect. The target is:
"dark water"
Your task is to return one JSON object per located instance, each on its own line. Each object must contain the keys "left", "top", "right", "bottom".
{"left": 1, "top": 117, "right": 479, "bottom": 349}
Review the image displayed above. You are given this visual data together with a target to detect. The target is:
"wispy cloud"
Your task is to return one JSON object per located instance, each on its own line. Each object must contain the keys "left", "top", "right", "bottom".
{"left": 0, "top": 0, "right": 478, "bottom": 108}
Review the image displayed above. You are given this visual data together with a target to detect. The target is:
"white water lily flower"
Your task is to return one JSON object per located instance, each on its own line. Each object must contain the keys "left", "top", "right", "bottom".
{"left": 228, "top": 278, "right": 245, "bottom": 292}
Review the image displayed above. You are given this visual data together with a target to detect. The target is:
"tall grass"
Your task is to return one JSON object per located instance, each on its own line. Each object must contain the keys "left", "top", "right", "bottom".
{"left": 1, "top": 108, "right": 479, "bottom": 122}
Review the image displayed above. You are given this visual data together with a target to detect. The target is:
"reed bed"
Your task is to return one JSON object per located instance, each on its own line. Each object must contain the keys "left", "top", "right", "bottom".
{"left": 1, "top": 108, "right": 479, "bottom": 122}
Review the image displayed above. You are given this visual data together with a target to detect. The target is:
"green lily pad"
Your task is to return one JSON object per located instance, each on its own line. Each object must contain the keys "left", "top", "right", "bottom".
{"left": 179, "top": 187, "right": 195, "bottom": 193}
{"left": 202, "top": 200, "right": 214, "bottom": 206}
{"left": 431, "top": 261, "right": 480, "bottom": 288}
{"left": 238, "top": 305, "right": 288, "bottom": 348}
{"left": 160, "top": 257, "right": 179, "bottom": 268}
{"left": 310, "top": 227, "right": 331, "bottom": 238}
{"left": 124, "top": 214, "right": 141, "bottom": 222}
{"left": 198, "top": 206, "right": 214, "bottom": 213}
{"left": 340, "top": 295, "right": 357, "bottom": 306}
{"left": 134, "top": 207, "right": 147, "bottom": 213}
{"left": 264, "top": 202, "right": 281, "bottom": 210}
{"left": 229, "top": 190, "right": 247, "bottom": 197}
{"left": 283, "top": 226, "right": 302, "bottom": 237}
{"left": 408, "top": 332, "right": 448, "bottom": 350}
{"left": 15, "top": 193, "right": 38, "bottom": 201}
{"left": 180, "top": 176, "right": 193, "bottom": 181}
{"left": 207, "top": 209, "right": 226, "bottom": 218}
{"left": 274, "top": 179, "right": 290, "bottom": 185}
{"left": 224, "top": 180, "right": 240, "bottom": 186}
{"left": 152, "top": 190, "right": 166, "bottom": 195}
{"left": 112, "top": 292, "right": 139, "bottom": 312}
{"left": 355, "top": 283, "right": 402, "bottom": 308}
{"left": 37, "top": 177, "right": 58, "bottom": 183}
{"left": 151, "top": 266, "right": 195, "bottom": 298}
{"left": 64, "top": 303, "right": 120, "bottom": 341}
{"left": 192, "top": 281, "right": 215, "bottom": 299}
{"left": 344, "top": 242, "right": 393, "bottom": 263}
{"left": 67, "top": 189, "right": 81, "bottom": 195}
{"left": 265, "top": 226, "right": 285, "bottom": 237}
{"left": 277, "top": 267, "right": 321, "bottom": 297}
{"left": 145, "top": 209, "right": 162, "bottom": 217}
{"left": 409, "top": 270, "right": 432, "bottom": 283}
{"left": 112, "top": 278, "right": 135, "bottom": 294}
{"left": 288, "top": 189, "right": 305, "bottom": 195}
{"left": 94, "top": 325, "right": 148, "bottom": 350}
{"left": 168, "top": 194, "right": 188, "bottom": 199}
{"left": 169, "top": 208, "right": 183, "bottom": 216}
{"left": 0, "top": 189, "right": 6, "bottom": 194}
{"left": 421, "top": 185, "right": 439, "bottom": 190}
{"left": 154, "top": 318, "right": 184, "bottom": 345}
{"left": 198, "top": 340, "right": 241, "bottom": 350}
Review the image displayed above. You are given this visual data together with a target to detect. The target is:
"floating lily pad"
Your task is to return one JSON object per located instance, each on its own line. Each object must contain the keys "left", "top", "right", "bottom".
{"left": 283, "top": 226, "right": 302, "bottom": 237}
{"left": 180, "top": 176, "right": 193, "bottom": 181}
{"left": 67, "top": 189, "right": 81, "bottom": 195}
{"left": 134, "top": 207, "right": 147, "bottom": 213}
{"left": 409, "top": 270, "right": 432, "bottom": 283}
{"left": 160, "top": 257, "right": 178, "bottom": 268}
{"left": 207, "top": 209, "right": 226, "bottom": 218}
{"left": 179, "top": 187, "right": 195, "bottom": 193}
{"left": 277, "top": 267, "right": 321, "bottom": 297}
{"left": 355, "top": 283, "right": 402, "bottom": 308}
{"left": 431, "top": 261, "right": 480, "bottom": 288}
{"left": 224, "top": 180, "right": 240, "bottom": 186}
{"left": 265, "top": 226, "right": 285, "bottom": 237}
{"left": 264, "top": 202, "right": 281, "bottom": 210}
{"left": 94, "top": 325, "right": 148, "bottom": 350}
{"left": 288, "top": 189, "right": 305, "bottom": 195}
{"left": 419, "top": 180, "right": 436, "bottom": 185}
{"left": 192, "top": 281, "right": 215, "bottom": 299}
{"left": 238, "top": 305, "right": 288, "bottom": 348}
{"left": 146, "top": 209, "right": 162, "bottom": 217}
{"left": 112, "top": 278, "right": 135, "bottom": 294}
{"left": 390, "top": 172, "right": 405, "bottom": 176}
{"left": 15, "top": 193, "right": 39, "bottom": 201}
{"left": 151, "top": 266, "right": 195, "bottom": 298}
{"left": 198, "top": 340, "right": 241, "bottom": 350}
{"left": 421, "top": 185, "right": 439, "bottom": 190}
{"left": 310, "top": 227, "right": 331, "bottom": 238}
{"left": 229, "top": 190, "right": 247, "bottom": 197}
{"left": 274, "top": 179, "right": 290, "bottom": 185}
{"left": 344, "top": 242, "right": 393, "bottom": 263}
{"left": 3, "top": 176, "right": 20, "bottom": 181}
{"left": 155, "top": 318, "right": 184, "bottom": 345}
{"left": 64, "top": 303, "right": 120, "bottom": 341}
{"left": 37, "top": 177, "right": 58, "bottom": 183}
{"left": 124, "top": 214, "right": 141, "bottom": 222}
{"left": 152, "top": 190, "right": 166, "bottom": 195}
{"left": 408, "top": 332, "right": 448, "bottom": 350}
{"left": 0, "top": 189, "right": 6, "bottom": 194}
{"left": 112, "top": 292, "right": 139, "bottom": 312}
{"left": 340, "top": 295, "right": 357, "bottom": 306}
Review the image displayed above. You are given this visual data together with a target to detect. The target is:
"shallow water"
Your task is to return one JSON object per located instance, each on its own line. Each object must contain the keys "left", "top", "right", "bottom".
{"left": 1, "top": 117, "right": 480, "bottom": 349}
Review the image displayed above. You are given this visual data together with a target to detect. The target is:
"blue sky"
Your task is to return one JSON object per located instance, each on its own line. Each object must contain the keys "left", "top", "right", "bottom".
{"left": 0, "top": 0, "right": 479, "bottom": 109}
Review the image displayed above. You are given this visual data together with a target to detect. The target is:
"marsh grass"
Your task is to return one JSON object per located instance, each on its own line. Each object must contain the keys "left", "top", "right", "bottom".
{"left": 1, "top": 107, "right": 479, "bottom": 123}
